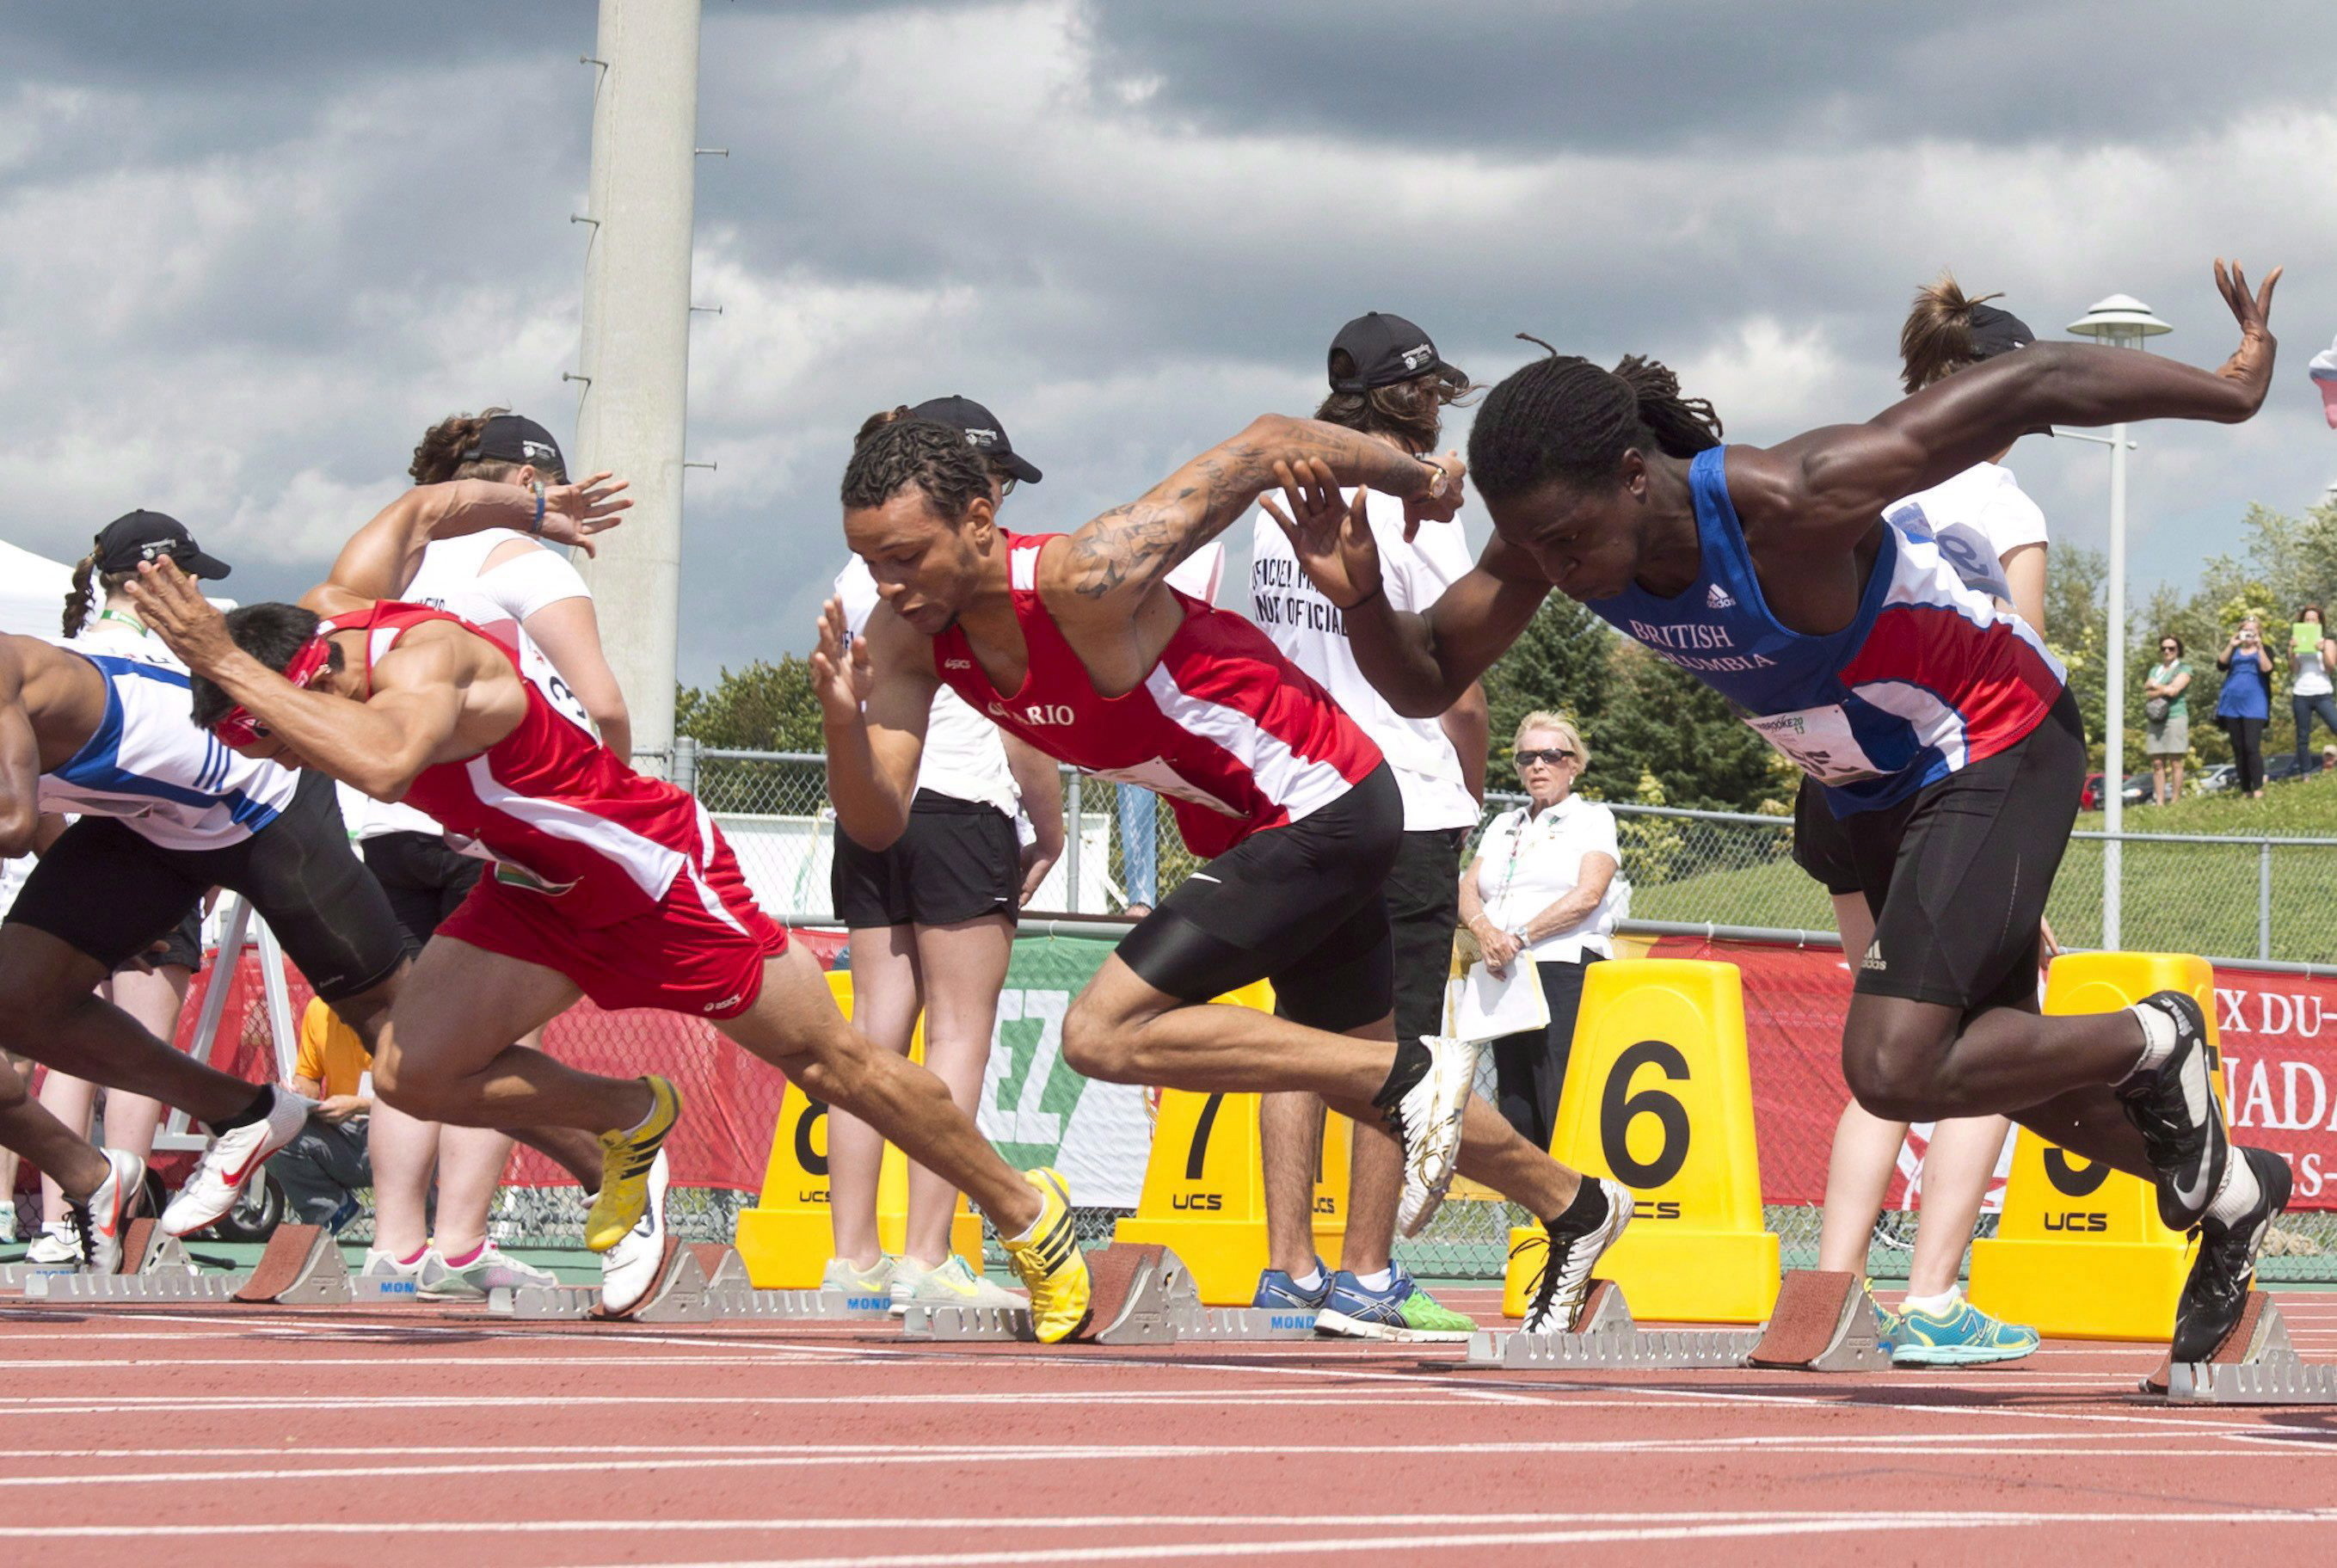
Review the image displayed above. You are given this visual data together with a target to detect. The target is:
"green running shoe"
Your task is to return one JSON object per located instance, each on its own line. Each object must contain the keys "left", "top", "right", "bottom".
{"left": 1883, "top": 1293, "right": 2040, "bottom": 1366}
{"left": 1395, "top": 1281, "right": 1479, "bottom": 1341}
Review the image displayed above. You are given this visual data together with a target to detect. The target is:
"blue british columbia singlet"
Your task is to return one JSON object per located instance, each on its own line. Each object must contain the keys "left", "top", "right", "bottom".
{"left": 1587, "top": 447, "right": 2067, "bottom": 815}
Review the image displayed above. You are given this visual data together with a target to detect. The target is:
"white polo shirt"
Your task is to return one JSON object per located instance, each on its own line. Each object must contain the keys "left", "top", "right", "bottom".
{"left": 1248, "top": 489, "right": 1478, "bottom": 832}
{"left": 1471, "top": 794, "right": 1627, "bottom": 962}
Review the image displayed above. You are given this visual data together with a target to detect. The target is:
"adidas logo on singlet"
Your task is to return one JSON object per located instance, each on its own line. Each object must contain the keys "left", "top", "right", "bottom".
{"left": 1707, "top": 583, "right": 1737, "bottom": 609}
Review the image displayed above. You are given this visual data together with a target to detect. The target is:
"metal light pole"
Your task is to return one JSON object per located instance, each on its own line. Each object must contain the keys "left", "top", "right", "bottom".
{"left": 2066, "top": 293, "right": 2172, "bottom": 950}
{"left": 573, "top": 0, "right": 703, "bottom": 759}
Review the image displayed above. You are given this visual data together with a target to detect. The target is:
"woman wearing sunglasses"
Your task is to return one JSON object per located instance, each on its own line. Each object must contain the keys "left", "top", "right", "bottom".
{"left": 1456, "top": 712, "right": 1625, "bottom": 1150}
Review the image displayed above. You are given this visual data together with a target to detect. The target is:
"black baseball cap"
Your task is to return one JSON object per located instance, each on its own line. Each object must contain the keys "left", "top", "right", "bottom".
{"left": 911, "top": 395, "right": 1041, "bottom": 484}
{"left": 461, "top": 413, "right": 567, "bottom": 473}
{"left": 93, "top": 510, "right": 231, "bottom": 580}
{"left": 1968, "top": 302, "right": 2034, "bottom": 360}
{"left": 1329, "top": 311, "right": 1458, "bottom": 393}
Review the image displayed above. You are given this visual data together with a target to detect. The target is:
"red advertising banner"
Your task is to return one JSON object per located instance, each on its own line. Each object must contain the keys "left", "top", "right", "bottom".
{"left": 1651, "top": 934, "right": 2337, "bottom": 1213}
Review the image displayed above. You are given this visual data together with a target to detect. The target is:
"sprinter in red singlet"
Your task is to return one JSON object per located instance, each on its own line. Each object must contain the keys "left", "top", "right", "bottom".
{"left": 820, "top": 414, "right": 1628, "bottom": 1331}
{"left": 126, "top": 474, "right": 1093, "bottom": 1337}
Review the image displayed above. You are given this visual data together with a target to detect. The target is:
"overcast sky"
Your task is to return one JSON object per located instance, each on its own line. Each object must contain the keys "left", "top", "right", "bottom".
{"left": 5, "top": 1, "right": 2335, "bottom": 689}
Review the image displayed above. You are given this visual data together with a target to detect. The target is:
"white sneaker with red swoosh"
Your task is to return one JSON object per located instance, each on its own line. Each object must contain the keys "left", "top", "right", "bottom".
{"left": 160, "top": 1086, "right": 312, "bottom": 1237}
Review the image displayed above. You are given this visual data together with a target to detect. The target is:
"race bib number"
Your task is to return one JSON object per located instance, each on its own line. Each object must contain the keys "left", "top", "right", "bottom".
{"left": 1085, "top": 757, "right": 1242, "bottom": 818}
{"left": 1744, "top": 704, "right": 1887, "bottom": 785}
{"left": 516, "top": 631, "right": 595, "bottom": 737}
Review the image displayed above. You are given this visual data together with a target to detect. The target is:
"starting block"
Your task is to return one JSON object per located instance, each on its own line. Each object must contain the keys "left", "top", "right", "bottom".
{"left": 1467, "top": 1270, "right": 1888, "bottom": 1373}
{"left": 233, "top": 1223, "right": 354, "bottom": 1305}
{"left": 491, "top": 1243, "right": 900, "bottom": 1324}
{"left": 24, "top": 1219, "right": 242, "bottom": 1303}
{"left": 2148, "top": 1293, "right": 2337, "bottom": 1405}
{"left": 904, "top": 1242, "right": 1318, "bottom": 1345}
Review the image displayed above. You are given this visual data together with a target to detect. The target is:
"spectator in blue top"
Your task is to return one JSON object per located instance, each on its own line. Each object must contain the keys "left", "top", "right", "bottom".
{"left": 2217, "top": 614, "right": 2275, "bottom": 798}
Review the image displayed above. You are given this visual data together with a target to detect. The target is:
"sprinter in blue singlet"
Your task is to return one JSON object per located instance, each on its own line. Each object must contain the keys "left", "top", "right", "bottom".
{"left": 1276, "top": 259, "right": 2285, "bottom": 1362}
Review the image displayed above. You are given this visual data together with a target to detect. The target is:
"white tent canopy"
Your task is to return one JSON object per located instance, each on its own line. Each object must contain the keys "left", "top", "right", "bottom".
{"left": 0, "top": 538, "right": 76, "bottom": 637}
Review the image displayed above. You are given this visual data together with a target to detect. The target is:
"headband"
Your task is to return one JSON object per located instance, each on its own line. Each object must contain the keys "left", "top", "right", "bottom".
{"left": 209, "top": 634, "right": 333, "bottom": 747}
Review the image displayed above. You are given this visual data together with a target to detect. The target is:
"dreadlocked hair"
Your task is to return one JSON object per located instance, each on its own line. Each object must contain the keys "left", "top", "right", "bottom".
{"left": 839, "top": 416, "right": 991, "bottom": 522}
{"left": 1899, "top": 274, "right": 2006, "bottom": 394}
{"left": 853, "top": 405, "right": 1018, "bottom": 489}
{"left": 1467, "top": 339, "right": 1723, "bottom": 501}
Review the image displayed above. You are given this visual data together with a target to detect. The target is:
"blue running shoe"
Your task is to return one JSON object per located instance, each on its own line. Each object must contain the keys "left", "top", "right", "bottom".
{"left": 1883, "top": 1292, "right": 2040, "bottom": 1367}
{"left": 1316, "top": 1260, "right": 1476, "bottom": 1343}
{"left": 1253, "top": 1258, "right": 1331, "bottom": 1312}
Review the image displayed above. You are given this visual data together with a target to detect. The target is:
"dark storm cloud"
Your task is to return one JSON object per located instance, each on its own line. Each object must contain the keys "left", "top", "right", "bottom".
{"left": 1079, "top": 0, "right": 2337, "bottom": 152}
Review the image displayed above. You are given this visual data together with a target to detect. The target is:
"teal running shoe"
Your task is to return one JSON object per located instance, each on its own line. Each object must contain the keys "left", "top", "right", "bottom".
{"left": 1884, "top": 1293, "right": 2041, "bottom": 1366}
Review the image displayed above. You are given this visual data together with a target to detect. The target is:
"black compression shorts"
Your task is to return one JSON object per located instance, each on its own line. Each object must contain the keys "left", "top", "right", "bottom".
{"left": 9, "top": 769, "right": 408, "bottom": 1004}
{"left": 115, "top": 905, "right": 205, "bottom": 977}
{"left": 830, "top": 790, "right": 1020, "bottom": 929}
{"left": 361, "top": 829, "right": 488, "bottom": 957}
{"left": 1832, "top": 689, "right": 2083, "bottom": 1017}
{"left": 1113, "top": 764, "right": 1401, "bottom": 1034}
{"left": 1790, "top": 774, "right": 1863, "bottom": 896}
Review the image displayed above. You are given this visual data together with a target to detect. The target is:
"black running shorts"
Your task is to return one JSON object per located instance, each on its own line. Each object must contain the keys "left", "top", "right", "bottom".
{"left": 830, "top": 790, "right": 1020, "bottom": 930}
{"left": 115, "top": 905, "right": 205, "bottom": 977}
{"left": 362, "top": 828, "right": 488, "bottom": 956}
{"left": 1789, "top": 774, "right": 1863, "bottom": 897}
{"left": 9, "top": 770, "right": 409, "bottom": 1003}
{"left": 1830, "top": 690, "right": 2083, "bottom": 1017}
{"left": 1113, "top": 764, "right": 1401, "bottom": 1034}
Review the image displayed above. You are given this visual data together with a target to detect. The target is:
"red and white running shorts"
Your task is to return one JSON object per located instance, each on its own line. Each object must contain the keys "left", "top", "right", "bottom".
{"left": 436, "top": 833, "right": 789, "bottom": 1018}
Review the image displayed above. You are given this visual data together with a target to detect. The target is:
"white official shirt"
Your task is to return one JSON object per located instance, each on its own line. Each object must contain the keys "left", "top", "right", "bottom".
{"left": 345, "top": 530, "right": 597, "bottom": 840}
{"left": 1248, "top": 491, "right": 1478, "bottom": 832}
{"left": 1471, "top": 794, "right": 1627, "bottom": 962}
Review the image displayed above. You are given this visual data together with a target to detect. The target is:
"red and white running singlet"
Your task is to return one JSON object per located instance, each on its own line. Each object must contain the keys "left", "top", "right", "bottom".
{"left": 931, "top": 533, "right": 1384, "bottom": 859}
{"left": 332, "top": 602, "right": 716, "bottom": 928}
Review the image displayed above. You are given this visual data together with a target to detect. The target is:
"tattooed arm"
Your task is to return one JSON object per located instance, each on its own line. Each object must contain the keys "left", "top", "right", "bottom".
{"left": 1049, "top": 415, "right": 1459, "bottom": 613}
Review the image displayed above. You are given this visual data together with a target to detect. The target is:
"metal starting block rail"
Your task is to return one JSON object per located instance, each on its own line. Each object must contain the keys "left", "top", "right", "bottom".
{"left": 1467, "top": 1272, "right": 1888, "bottom": 1373}
{"left": 2150, "top": 1293, "right": 2337, "bottom": 1405}
{"left": 903, "top": 1244, "right": 1316, "bottom": 1345}
{"left": 21, "top": 1221, "right": 243, "bottom": 1303}
{"left": 489, "top": 1243, "right": 897, "bottom": 1324}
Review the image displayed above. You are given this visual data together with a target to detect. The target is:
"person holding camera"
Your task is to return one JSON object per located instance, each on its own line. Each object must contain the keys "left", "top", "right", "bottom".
{"left": 2217, "top": 616, "right": 2275, "bottom": 798}
{"left": 2288, "top": 605, "right": 2337, "bottom": 772}
{"left": 2143, "top": 635, "right": 2194, "bottom": 804}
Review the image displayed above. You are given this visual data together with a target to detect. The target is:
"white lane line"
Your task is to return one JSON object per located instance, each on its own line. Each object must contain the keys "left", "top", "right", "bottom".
{"left": 7, "top": 1508, "right": 2334, "bottom": 1546}
{"left": 0, "top": 1438, "right": 2295, "bottom": 1489}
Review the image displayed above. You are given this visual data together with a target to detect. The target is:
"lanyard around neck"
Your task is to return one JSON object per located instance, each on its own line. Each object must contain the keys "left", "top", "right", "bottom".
{"left": 97, "top": 609, "right": 146, "bottom": 636}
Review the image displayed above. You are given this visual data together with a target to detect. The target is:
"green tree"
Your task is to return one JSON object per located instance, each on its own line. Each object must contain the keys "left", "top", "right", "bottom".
{"left": 674, "top": 657, "right": 827, "bottom": 752}
{"left": 1480, "top": 593, "right": 1617, "bottom": 754}
{"left": 1591, "top": 643, "right": 1790, "bottom": 814}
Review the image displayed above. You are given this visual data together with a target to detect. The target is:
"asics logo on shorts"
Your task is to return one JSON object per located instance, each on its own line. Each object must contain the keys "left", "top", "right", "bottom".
{"left": 705, "top": 992, "right": 744, "bottom": 1014}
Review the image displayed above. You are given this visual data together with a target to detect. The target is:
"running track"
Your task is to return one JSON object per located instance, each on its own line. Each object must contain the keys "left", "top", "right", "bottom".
{"left": 3, "top": 1285, "right": 2336, "bottom": 1565}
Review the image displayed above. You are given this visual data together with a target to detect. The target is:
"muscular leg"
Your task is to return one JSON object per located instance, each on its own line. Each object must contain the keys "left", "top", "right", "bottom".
{"left": 1842, "top": 991, "right": 2152, "bottom": 1178}
{"left": 0, "top": 926, "right": 265, "bottom": 1126}
{"left": 902, "top": 915, "right": 1012, "bottom": 1268}
{"left": 719, "top": 942, "right": 1040, "bottom": 1239}
{"left": 370, "top": 938, "right": 645, "bottom": 1134}
{"left": 0, "top": 1049, "right": 107, "bottom": 1200}
{"left": 827, "top": 925, "right": 919, "bottom": 1270}
{"left": 1067, "top": 959, "right": 1581, "bottom": 1221}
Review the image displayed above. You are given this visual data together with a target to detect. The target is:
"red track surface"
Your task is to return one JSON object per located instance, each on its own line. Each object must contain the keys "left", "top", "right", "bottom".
{"left": 4, "top": 1285, "right": 2337, "bottom": 1566}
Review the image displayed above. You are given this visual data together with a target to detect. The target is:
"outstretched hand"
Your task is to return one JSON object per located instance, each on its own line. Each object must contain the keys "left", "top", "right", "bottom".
{"left": 1261, "top": 458, "right": 1385, "bottom": 611}
{"left": 809, "top": 597, "right": 873, "bottom": 723}
{"left": 538, "top": 471, "right": 633, "bottom": 556}
{"left": 122, "top": 559, "right": 238, "bottom": 673}
{"left": 2211, "top": 258, "right": 2281, "bottom": 413}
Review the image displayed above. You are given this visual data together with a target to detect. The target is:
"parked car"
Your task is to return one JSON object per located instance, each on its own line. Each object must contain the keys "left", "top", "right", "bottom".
{"left": 2265, "top": 752, "right": 2323, "bottom": 785}
{"left": 2080, "top": 772, "right": 2105, "bottom": 810}
{"left": 2120, "top": 772, "right": 2157, "bottom": 806}
{"left": 2196, "top": 763, "right": 2238, "bottom": 795}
